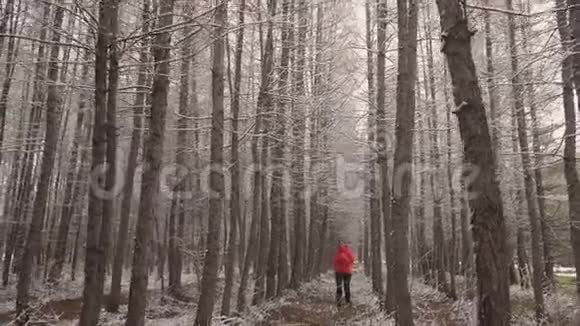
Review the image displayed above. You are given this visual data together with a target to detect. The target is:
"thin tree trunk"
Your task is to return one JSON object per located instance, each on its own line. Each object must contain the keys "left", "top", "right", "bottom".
{"left": 261, "top": 0, "right": 278, "bottom": 301}
{"left": 0, "top": 0, "right": 15, "bottom": 165}
{"left": 16, "top": 1, "right": 65, "bottom": 315}
{"left": 236, "top": 24, "right": 260, "bottom": 314}
{"left": 371, "top": 0, "right": 385, "bottom": 298}
{"left": 107, "top": 0, "right": 150, "bottom": 312}
{"left": 520, "top": 4, "right": 554, "bottom": 289}
{"left": 443, "top": 66, "right": 457, "bottom": 300}
{"left": 506, "top": 0, "right": 545, "bottom": 318}
{"left": 221, "top": 0, "right": 246, "bottom": 315}
{"left": 49, "top": 52, "right": 90, "bottom": 282}
{"left": 168, "top": 3, "right": 194, "bottom": 297}
{"left": 424, "top": 5, "right": 448, "bottom": 295}
{"left": 193, "top": 1, "right": 226, "bottom": 324}
{"left": 365, "top": 0, "right": 378, "bottom": 282}
{"left": 289, "top": 0, "right": 307, "bottom": 290}
{"left": 435, "top": 1, "right": 511, "bottom": 324}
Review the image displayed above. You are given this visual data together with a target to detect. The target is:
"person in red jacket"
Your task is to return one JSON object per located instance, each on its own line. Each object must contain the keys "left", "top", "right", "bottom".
{"left": 332, "top": 241, "right": 355, "bottom": 305}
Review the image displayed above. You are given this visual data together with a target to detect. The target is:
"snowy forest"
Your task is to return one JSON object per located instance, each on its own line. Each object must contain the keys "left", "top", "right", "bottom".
{"left": 0, "top": 0, "right": 578, "bottom": 324}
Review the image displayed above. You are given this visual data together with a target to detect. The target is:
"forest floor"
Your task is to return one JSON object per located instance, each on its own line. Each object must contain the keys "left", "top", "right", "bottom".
{"left": 0, "top": 269, "right": 576, "bottom": 325}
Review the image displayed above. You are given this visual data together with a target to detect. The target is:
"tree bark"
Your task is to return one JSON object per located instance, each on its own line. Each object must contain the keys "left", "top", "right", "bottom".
{"left": 16, "top": 0, "right": 65, "bottom": 315}
{"left": 49, "top": 49, "right": 90, "bottom": 282}
{"left": 443, "top": 66, "right": 457, "bottom": 300}
{"left": 0, "top": 0, "right": 14, "bottom": 166}
{"left": 221, "top": 0, "right": 246, "bottom": 316}
{"left": 236, "top": 24, "right": 260, "bottom": 313}
{"left": 78, "top": 0, "right": 118, "bottom": 324}
{"left": 435, "top": 0, "right": 511, "bottom": 324}
{"left": 289, "top": 0, "right": 307, "bottom": 290}
{"left": 424, "top": 5, "right": 448, "bottom": 295}
{"left": 389, "top": 0, "right": 417, "bottom": 323}
{"left": 371, "top": 0, "right": 385, "bottom": 298}
{"left": 506, "top": 0, "right": 545, "bottom": 318}
{"left": 520, "top": 3, "right": 554, "bottom": 289}
{"left": 556, "top": 0, "right": 580, "bottom": 303}
{"left": 107, "top": 0, "right": 150, "bottom": 312}
{"left": 125, "top": 0, "right": 174, "bottom": 324}
{"left": 261, "top": 0, "right": 278, "bottom": 301}
{"left": 272, "top": 0, "right": 291, "bottom": 295}
{"left": 193, "top": 0, "right": 226, "bottom": 324}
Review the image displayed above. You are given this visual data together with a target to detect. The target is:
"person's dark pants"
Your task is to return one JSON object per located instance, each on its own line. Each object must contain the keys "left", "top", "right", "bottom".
{"left": 335, "top": 272, "right": 352, "bottom": 304}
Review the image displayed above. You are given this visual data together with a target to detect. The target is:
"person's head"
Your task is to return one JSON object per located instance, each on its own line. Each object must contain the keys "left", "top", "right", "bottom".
{"left": 337, "top": 239, "right": 347, "bottom": 248}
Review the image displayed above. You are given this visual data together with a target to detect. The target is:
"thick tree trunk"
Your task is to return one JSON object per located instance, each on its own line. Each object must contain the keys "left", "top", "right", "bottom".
{"left": 78, "top": 1, "right": 117, "bottom": 324}
{"left": 125, "top": 0, "right": 174, "bottom": 324}
{"left": 193, "top": 1, "right": 225, "bottom": 324}
{"left": 271, "top": 0, "right": 291, "bottom": 295}
{"left": 556, "top": 0, "right": 580, "bottom": 303}
{"left": 101, "top": 0, "right": 119, "bottom": 302}
{"left": 435, "top": 1, "right": 511, "bottom": 324}
{"left": 16, "top": 1, "right": 65, "bottom": 315}
{"left": 506, "top": 0, "right": 545, "bottom": 318}
{"left": 389, "top": 0, "right": 417, "bottom": 324}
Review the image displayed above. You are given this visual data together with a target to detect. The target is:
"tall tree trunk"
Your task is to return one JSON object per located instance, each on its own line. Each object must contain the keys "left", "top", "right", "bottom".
{"left": 520, "top": 3, "right": 554, "bottom": 289}
{"left": 389, "top": 0, "right": 417, "bottom": 323}
{"left": 78, "top": 0, "right": 118, "bottom": 324}
{"left": 435, "top": 1, "right": 511, "bottom": 324}
{"left": 443, "top": 66, "right": 457, "bottom": 300}
{"left": 125, "top": 0, "right": 174, "bottom": 324}
{"left": 261, "top": 0, "right": 278, "bottom": 301}
{"left": 483, "top": 0, "right": 500, "bottom": 153}
{"left": 509, "top": 95, "right": 530, "bottom": 289}
{"left": 370, "top": 0, "right": 385, "bottom": 297}
{"left": 2, "top": 82, "right": 28, "bottom": 286}
{"left": 222, "top": 0, "right": 246, "bottom": 315}
{"left": 570, "top": 0, "right": 580, "bottom": 115}
{"left": 101, "top": 0, "right": 120, "bottom": 298}
{"left": 273, "top": 0, "right": 291, "bottom": 295}
{"left": 193, "top": 0, "right": 225, "bottom": 324}
{"left": 168, "top": 2, "right": 194, "bottom": 297}
{"left": 506, "top": 0, "right": 545, "bottom": 318}
{"left": 107, "top": 0, "right": 150, "bottom": 312}
{"left": 236, "top": 24, "right": 260, "bottom": 313}
{"left": 424, "top": 5, "right": 448, "bottom": 295}
{"left": 289, "top": 0, "right": 307, "bottom": 290}
{"left": 16, "top": 1, "right": 65, "bottom": 315}
{"left": 49, "top": 51, "right": 90, "bottom": 282}
{"left": 556, "top": 0, "right": 580, "bottom": 304}
{"left": 0, "top": 0, "right": 14, "bottom": 165}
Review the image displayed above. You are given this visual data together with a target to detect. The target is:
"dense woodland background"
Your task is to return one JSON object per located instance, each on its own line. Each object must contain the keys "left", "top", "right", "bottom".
{"left": 0, "top": 0, "right": 578, "bottom": 325}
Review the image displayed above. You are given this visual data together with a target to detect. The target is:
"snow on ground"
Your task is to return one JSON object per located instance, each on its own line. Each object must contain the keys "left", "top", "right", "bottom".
{"left": 1, "top": 270, "right": 577, "bottom": 325}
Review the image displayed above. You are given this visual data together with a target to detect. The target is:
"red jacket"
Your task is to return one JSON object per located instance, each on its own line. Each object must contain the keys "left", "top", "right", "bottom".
{"left": 333, "top": 245, "right": 355, "bottom": 274}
